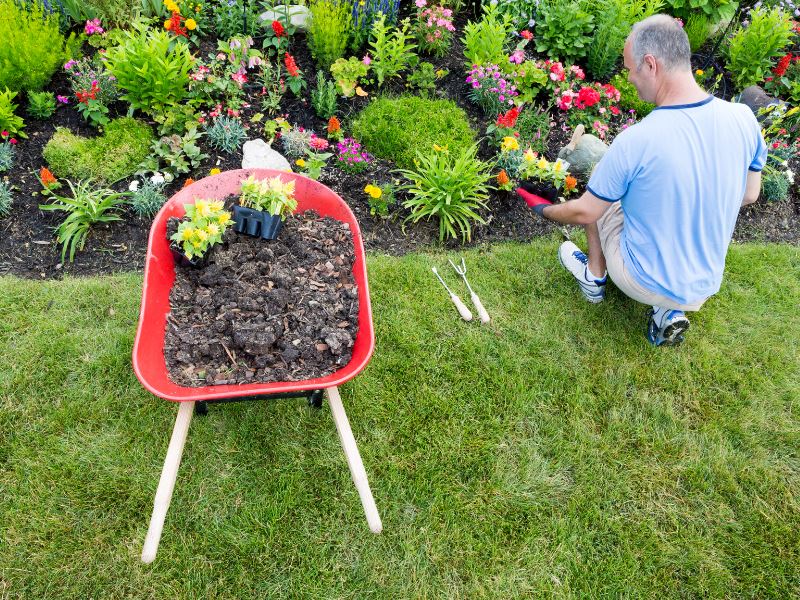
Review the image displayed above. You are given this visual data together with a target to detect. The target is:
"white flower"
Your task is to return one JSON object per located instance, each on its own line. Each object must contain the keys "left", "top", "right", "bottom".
{"left": 786, "top": 169, "right": 794, "bottom": 183}
{"left": 163, "top": 172, "right": 174, "bottom": 183}
{"left": 150, "top": 172, "right": 165, "bottom": 185}
{"left": 128, "top": 180, "right": 140, "bottom": 192}
{"left": 528, "top": 18, "right": 536, "bottom": 27}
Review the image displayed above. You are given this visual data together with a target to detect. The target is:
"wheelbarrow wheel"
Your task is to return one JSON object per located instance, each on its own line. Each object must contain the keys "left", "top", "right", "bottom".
{"left": 308, "top": 389, "right": 324, "bottom": 409}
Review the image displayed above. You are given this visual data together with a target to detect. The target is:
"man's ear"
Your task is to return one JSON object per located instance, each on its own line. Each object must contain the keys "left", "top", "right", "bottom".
{"left": 644, "top": 54, "right": 658, "bottom": 75}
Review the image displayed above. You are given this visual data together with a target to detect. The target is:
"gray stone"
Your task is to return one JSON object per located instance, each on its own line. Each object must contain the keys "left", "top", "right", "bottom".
{"left": 241, "top": 138, "right": 292, "bottom": 171}
{"left": 557, "top": 125, "right": 609, "bottom": 179}
{"left": 260, "top": 5, "right": 310, "bottom": 30}
{"left": 737, "top": 85, "right": 784, "bottom": 121}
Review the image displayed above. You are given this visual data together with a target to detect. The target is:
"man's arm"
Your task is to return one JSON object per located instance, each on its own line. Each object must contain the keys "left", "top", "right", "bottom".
{"left": 539, "top": 190, "right": 613, "bottom": 225}
{"left": 742, "top": 170, "right": 761, "bottom": 207}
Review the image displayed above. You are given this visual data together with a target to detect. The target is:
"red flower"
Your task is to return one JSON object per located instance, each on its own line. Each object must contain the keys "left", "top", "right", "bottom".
{"left": 610, "top": 105, "right": 620, "bottom": 116}
{"left": 40, "top": 167, "right": 56, "bottom": 186}
{"left": 284, "top": 52, "right": 299, "bottom": 77}
{"left": 495, "top": 106, "right": 520, "bottom": 128}
{"left": 168, "top": 11, "right": 187, "bottom": 38}
{"left": 520, "top": 30, "right": 533, "bottom": 40}
{"left": 576, "top": 86, "right": 601, "bottom": 109}
{"left": 271, "top": 20, "right": 285, "bottom": 37}
{"left": 327, "top": 116, "right": 341, "bottom": 134}
{"left": 773, "top": 53, "right": 792, "bottom": 77}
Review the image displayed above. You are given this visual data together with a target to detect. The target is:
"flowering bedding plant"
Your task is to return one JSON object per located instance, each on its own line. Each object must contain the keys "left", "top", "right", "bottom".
{"left": 466, "top": 63, "right": 519, "bottom": 116}
{"left": 518, "top": 152, "right": 578, "bottom": 196}
{"left": 171, "top": 199, "right": 232, "bottom": 260}
{"left": 336, "top": 138, "right": 373, "bottom": 173}
{"left": 765, "top": 52, "right": 800, "bottom": 103}
{"left": 163, "top": 0, "right": 206, "bottom": 45}
{"left": 239, "top": 175, "right": 298, "bottom": 218}
{"left": 64, "top": 56, "right": 119, "bottom": 128}
{"left": 414, "top": 0, "right": 456, "bottom": 58}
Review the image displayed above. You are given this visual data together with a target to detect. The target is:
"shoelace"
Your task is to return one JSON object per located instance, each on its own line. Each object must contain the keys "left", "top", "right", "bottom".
{"left": 572, "top": 250, "right": 588, "bottom": 265}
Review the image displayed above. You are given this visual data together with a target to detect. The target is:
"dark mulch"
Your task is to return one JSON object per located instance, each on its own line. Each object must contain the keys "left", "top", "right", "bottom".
{"left": 164, "top": 209, "right": 358, "bottom": 387}
{"left": 1, "top": 13, "right": 797, "bottom": 280}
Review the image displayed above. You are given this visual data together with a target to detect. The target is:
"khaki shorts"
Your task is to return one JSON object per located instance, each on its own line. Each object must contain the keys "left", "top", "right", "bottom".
{"left": 596, "top": 203, "right": 706, "bottom": 312}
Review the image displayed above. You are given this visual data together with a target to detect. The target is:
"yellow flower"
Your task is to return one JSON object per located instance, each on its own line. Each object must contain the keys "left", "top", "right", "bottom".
{"left": 206, "top": 223, "right": 220, "bottom": 236}
{"left": 164, "top": 0, "right": 178, "bottom": 12}
{"left": 196, "top": 201, "right": 212, "bottom": 217}
{"left": 433, "top": 143, "right": 448, "bottom": 152}
{"left": 164, "top": 19, "right": 172, "bottom": 29}
{"left": 295, "top": 158, "right": 306, "bottom": 168}
{"left": 524, "top": 148, "right": 536, "bottom": 162}
{"left": 364, "top": 184, "right": 382, "bottom": 199}
{"left": 536, "top": 157, "right": 548, "bottom": 170}
{"left": 209, "top": 167, "right": 221, "bottom": 175}
{"left": 695, "top": 69, "right": 704, "bottom": 76}
{"left": 195, "top": 5, "right": 201, "bottom": 12}
{"left": 185, "top": 18, "right": 197, "bottom": 30}
{"left": 218, "top": 213, "right": 231, "bottom": 226}
{"left": 195, "top": 229, "right": 208, "bottom": 241}
{"left": 181, "top": 227, "right": 194, "bottom": 240}
{"left": 553, "top": 161, "right": 563, "bottom": 173}
{"left": 786, "top": 107, "right": 799, "bottom": 116}
{"left": 501, "top": 136, "right": 519, "bottom": 152}
{"left": 209, "top": 200, "right": 224, "bottom": 212}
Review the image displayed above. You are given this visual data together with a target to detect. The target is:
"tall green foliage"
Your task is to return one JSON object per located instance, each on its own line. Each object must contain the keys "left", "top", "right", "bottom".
{"left": 0, "top": 0, "right": 66, "bottom": 93}
{"left": 369, "top": 14, "right": 418, "bottom": 87}
{"left": 662, "top": 0, "right": 736, "bottom": 24}
{"left": 462, "top": 3, "right": 512, "bottom": 66}
{"left": 725, "top": 6, "right": 794, "bottom": 91}
{"left": 104, "top": 24, "right": 193, "bottom": 116}
{"left": 684, "top": 13, "right": 712, "bottom": 52}
{"left": 586, "top": 0, "right": 662, "bottom": 81}
{"left": 534, "top": 0, "right": 594, "bottom": 63}
{"left": 307, "top": 0, "right": 352, "bottom": 70}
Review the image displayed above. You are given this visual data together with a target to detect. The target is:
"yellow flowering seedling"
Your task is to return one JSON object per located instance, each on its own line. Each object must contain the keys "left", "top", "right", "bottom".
{"left": 518, "top": 151, "right": 577, "bottom": 196}
{"left": 171, "top": 199, "right": 232, "bottom": 260}
{"left": 239, "top": 175, "right": 298, "bottom": 219}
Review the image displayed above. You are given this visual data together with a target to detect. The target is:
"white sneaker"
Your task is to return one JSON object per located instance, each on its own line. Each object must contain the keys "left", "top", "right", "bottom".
{"left": 558, "top": 241, "right": 607, "bottom": 303}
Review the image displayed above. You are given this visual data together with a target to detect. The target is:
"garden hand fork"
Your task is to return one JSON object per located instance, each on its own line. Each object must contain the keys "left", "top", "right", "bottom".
{"left": 432, "top": 267, "right": 472, "bottom": 321}
{"left": 448, "top": 258, "right": 490, "bottom": 324}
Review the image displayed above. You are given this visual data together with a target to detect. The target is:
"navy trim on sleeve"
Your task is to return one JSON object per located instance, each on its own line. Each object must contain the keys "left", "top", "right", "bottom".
{"left": 652, "top": 95, "right": 713, "bottom": 111}
{"left": 586, "top": 185, "right": 620, "bottom": 203}
{"left": 748, "top": 167, "right": 763, "bottom": 172}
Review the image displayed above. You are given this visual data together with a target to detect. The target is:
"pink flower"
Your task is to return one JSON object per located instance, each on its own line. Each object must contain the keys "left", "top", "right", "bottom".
{"left": 64, "top": 59, "right": 77, "bottom": 70}
{"left": 231, "top": 71, "right": 247, "bottom": 86}
{"left": 10, "top": 138, "right": 17, "bottom": 145}
{"left": 57, "top": 95, "right": 69, "bottom": 104}
{"left": 84, "top": 18, "right": 104, "bottom": 35}
{"left": 415, "top": 0, "right": 426, "bottom": 6}
{"left": 509, "top": 50, "right": 525, "bottom": 64}
{"left": 362, "top": 54, "right": 371, "bottom": 66}
{"left": 0, "top": 130, "right": 7, "bottom": 137}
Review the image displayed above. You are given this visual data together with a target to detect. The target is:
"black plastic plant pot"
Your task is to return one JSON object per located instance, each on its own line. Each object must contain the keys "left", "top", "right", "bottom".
{"left": 520, "top": 180, "right": 559, "bottom": 203}
{"left": 170, "top": 242, "right": 209, "bottom": 269}
{"left": 232, "top": 205, "right": 284, "bottom": 240}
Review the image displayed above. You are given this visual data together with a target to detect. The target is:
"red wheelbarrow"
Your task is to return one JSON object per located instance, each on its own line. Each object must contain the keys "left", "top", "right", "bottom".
{"left": 133, "top": 169, "right": 381, "bottom": 564}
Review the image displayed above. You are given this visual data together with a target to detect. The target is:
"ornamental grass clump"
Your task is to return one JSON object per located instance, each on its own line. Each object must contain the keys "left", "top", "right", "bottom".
{"left": 397, "top": 143, "right": 493, "bottom": 242}
{"left": 239, "top": 175, "right": 297, "bottom": 218}
{"left": 207, "top": 116, "right": 248, "bottom": 154}
{"left": 171, "top": 200, "right": 232, "bottom": 260}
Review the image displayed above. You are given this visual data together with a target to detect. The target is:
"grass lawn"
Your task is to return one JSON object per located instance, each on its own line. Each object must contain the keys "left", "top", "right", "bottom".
{"left": 1, "top": 237, "right": 798, "bottom": 598}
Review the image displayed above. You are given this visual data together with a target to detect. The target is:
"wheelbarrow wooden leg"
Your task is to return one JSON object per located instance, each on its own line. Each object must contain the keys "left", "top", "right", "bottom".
{"left": 141, "top": 401, "right": 194, "bottom": 564}
{"left": 326, "top": 386, "right": 382, "bottom": 533}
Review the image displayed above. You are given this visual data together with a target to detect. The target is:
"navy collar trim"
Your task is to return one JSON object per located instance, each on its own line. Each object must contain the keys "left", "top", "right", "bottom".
{"left": 653, "top": 95, "right": 714, "bottom": 110}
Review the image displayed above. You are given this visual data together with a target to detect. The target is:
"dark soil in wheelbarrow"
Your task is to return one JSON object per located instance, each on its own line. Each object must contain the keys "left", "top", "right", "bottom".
{"left": 164, "top": 209, "right": 359, "bottom": 387}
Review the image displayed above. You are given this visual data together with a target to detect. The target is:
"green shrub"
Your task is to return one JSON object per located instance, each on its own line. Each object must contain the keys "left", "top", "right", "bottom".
{"left": 206, "top": 116, "right": 248, "bottom": 154}
{"left": 308, "top": 0, "right": 352, "bottom": 70}
{"left": 462, "top": 3, "right": 512, "bottom": 66}
{"left": 130, "top": 180, "right": 167, "bottom": 218}
{"left": 725, "top": 6, "right": 794, "bottom": 91}
{"left": 27, "top": 91, "right": 57, "bottom": 120}
{"left": 535, "top": 0, "right": 594, "bottom": 63}
{"left": 351, "top": 96, "right": 475, "bottom": 170}
{"left": 610, "top": 73, "right": 655, "bottom": 119}
{"left": 81, "top": 0, "right": 139, "bottom": 27}
{"left": 104, "top": 24, "right": 193, "bottom": 116}
{"left": 684, "top": 13, "right": 712, "bottom": 53}
{"left": 369, "top": 14, "right": 417, "bottom": 88}
{"left": 0, "top": 89, "right": 26, "bottom": 139}
{"left": 761, "top": 165, "right": 791, "bottom": 202}
{"left": 43, "top": 118, "right": 154, "bottom": 184}
{"left": 0, "top": 0, "right": 66, "bottom": 93}
{"left": 311, "top": 71, "right": 338, "bottom": 119}
{"left": 663, "top": 0, "right": 736, "bottom": 24}
{"left": 397, "top": 143, "right": 493, "bottom": 242}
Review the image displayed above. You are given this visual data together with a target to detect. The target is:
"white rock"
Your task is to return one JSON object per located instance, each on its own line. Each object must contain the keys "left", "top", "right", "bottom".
{"left": 241, "top": 138, "right": 292, "bottom": 171}
{"left": 260, "top": 5, "right": 310, "bottom": 30}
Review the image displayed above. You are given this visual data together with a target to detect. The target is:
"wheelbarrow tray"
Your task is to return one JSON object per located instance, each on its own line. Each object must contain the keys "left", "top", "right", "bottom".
{"left": 132, "top": 168, "right": 375, "bottom": 402}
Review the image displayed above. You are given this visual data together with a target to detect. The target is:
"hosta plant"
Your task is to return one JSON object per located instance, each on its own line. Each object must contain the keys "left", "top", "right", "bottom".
{"left": 38, "top": 179, "right": 130, "bottom": 262}
{"left": 397, "top": 143, "right": 493, "bottom": 242}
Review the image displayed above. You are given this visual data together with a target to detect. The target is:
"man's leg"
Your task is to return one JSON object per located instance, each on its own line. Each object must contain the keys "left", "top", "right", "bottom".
{"left": 558, "top": 222, "right": 608, "bottom": 303}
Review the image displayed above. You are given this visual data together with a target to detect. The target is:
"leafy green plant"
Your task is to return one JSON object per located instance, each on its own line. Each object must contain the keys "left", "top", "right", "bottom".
{"left": 397, "top": 143, "right": 493, "bottom": 242}
{"left": 586, "top": 0, "right": 661, "bottom": 80}
{"left": 610, "top": 72, "right": 654, "bottom": 118}
{"left": 206, "top": 116, "right": 248, "bottom": 154}
{"left": 406, "top": 62, "right": 438, "bottom": 97}
{"left": 363, "top": 181, "right": 395, "bottom": 217}
{"left": 535, "top": 0, "right": 594, "bottom": 63}
{"left": 139, "top": 127, "right": 208, "bottom": 177}
{"left": 43, "top": 118, "right": 154, "bottom": 183}
{"left": 662, "top": 0, "right": 735, "bottom": 24}
{"left": 330, "top": 57, "right": 369, "bottom": 97}
{"left": 257, "top": 59, "right": 286, "bottom": 114}
{"left": 280, "top": 126, "right": 313, "bottom": 159}
{"left": 311, "top": 71, "right": 338, "bottom": 119}
{"left": 296, "top": 145, "right": 333, "bottom": 180}
{"left": 684, "top": 12, "right": 712, "bottom": 52}
{"left": 38, "top": 179, "right": 130, "bottom": 262}
{"left": 104, "top": 24, "right": 193, "bottom": 116}
{"left": 0, "top": 89, "right": 26, "bottom": 139}
{"left": 761, "top": 164, "right": 791, "bottom": 202}
{"left": 351, "top": 96, "right": 476, "bottom": 170}
{"left": 27, "top": 91, "right": 57, "bottom": 120}
{"left": 725, "top": 6, "right": 794, "bottom": 91}
{"left": 516, "top": 106, "right": 551, "bottom": 156}
{"left": 81, "top": 0, "right": 140, "bottom": 27}
{"left": 65, "top": 56, "right": 119, "bottom": 129}
{"left": 494, "top": 0, "right": 538, "bottom": 29}
{"left": 308, "top": 0, "right": 352, "bottom": 70}
{"left": 0, "top": 178, "right": 12, "bottom": 216}
{"left": 130, "top": 179, "right": 167, "bottom": 218}
{"left": 239, "top": 174, "right": 297, "bottom": 217}
{"left": 462, "top": 3, "right": 512, "bottom": 67}
{"left": 0, "top": 0, "right": 67, "bottom": 93}
{"left": 213, "top": 0, "right": 261, "bottom": 39}
{"left": 350, "top": 0, "right": 401, "bottom": 52}
{"left": 171, "top": 199, "right": 232, "bottom": 260}
{"left": 369, "top": 14, "right": 418, "bottom": 87}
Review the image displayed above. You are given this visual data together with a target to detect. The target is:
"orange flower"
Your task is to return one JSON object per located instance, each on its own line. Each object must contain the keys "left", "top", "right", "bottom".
{"left": 496, "top": 170, "right": 509, "bottom": 186}
{"left": 327, "top": 116, "right": 341, "bottom": 134}
{"left": 40, "top": 167, "right": 57, "bottom": 187}
{"left": 182, "top": 178, "right": 195, "bottom": 188}
{"left": 565, "top": 175, "right": 577, "bottom": 192}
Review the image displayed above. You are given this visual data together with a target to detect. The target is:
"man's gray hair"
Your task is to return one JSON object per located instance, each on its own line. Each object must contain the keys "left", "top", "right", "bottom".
{"left": 629, "top": 14, "right": 691, "bottom": 72}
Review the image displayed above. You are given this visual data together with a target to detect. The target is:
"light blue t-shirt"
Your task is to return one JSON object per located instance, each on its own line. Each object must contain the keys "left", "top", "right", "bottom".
{"left": 587, "top": 96, "right": 767, "bottom": 305}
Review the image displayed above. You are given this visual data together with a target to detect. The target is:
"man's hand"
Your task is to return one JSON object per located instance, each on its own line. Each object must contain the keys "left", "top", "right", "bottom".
{"left": 516, "top": 185, "right": 553, "bottom": 216}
